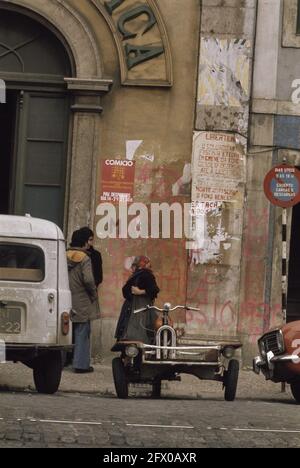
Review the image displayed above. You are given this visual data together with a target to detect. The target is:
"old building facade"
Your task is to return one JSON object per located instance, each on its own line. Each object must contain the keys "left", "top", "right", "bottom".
{"left": 0, "top": 0, "right": 299, "bottom": 363}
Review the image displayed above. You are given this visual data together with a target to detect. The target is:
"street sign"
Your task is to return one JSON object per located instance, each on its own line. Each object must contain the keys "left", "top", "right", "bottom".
{"left": 264, "top": 164, "right": 300, "bottom": 208}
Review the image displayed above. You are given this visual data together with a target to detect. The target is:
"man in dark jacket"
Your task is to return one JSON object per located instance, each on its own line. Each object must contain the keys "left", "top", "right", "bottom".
{"left": 78, "top": 227, "right": 103, "bottom": 287}
{"left": 67, "top": 229, "right": 100, "bottom": 373}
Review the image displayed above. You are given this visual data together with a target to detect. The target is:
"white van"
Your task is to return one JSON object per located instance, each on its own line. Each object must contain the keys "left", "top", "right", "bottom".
{"left": 0, "top": 215, "right": 72, "bottom": 394}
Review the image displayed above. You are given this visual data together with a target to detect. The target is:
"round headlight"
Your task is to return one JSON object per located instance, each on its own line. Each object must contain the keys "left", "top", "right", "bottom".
{"left": 259, "top": 340, "right": 266, "bottom": 358}
{"left": 125, "top": 345, "right": 139, "bottom": 358}
{"left": 222, "top": 346, "right": 235, "bottom": 359}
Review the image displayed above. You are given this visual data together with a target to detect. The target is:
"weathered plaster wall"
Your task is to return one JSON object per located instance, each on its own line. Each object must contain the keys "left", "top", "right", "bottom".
{"left": 196, "top": 0, "right": 256, "bottom": 135}
{"left": 76, "top": 0, "right": 201, "bottom": 355}
{"left": 253, "top": 0, "right": 281, "bottom": 101}
{"left": 243, "top": 0, "right": 286, "bottom": 362}
{"left": 238, "top": 149, "right": 282, "bottom": 362}
{"left": 187, "top": 0, "right": 257, "bottom": 355}
{"left": 248, "top": 0, "right": 300, "bottom": 362}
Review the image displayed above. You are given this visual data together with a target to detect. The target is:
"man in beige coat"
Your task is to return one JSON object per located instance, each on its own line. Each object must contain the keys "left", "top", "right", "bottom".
{"left": 67, "top": 230, "right": 100, "bottom": 373}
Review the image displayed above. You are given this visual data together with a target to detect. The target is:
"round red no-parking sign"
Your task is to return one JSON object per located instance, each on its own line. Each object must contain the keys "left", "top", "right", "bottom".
{"left": 264, "top": 164, "right": 300, "bottom": 208}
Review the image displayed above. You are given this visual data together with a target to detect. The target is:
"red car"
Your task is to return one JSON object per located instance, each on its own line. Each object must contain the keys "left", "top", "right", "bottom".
{"left": 253, "top": 321, "right": 300, "bottom": 403}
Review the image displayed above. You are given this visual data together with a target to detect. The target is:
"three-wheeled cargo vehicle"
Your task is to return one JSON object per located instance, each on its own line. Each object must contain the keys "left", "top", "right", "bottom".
{"left": 0, "top": 215, "right": 72, "bottom": 394}
{"left": 112, "top": 303, "right": 242, "bottom": 401}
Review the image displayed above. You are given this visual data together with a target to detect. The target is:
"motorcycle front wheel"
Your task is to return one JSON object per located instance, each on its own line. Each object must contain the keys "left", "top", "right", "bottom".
{"left": 112, "top": 357, "right": 129, "bottom": 399}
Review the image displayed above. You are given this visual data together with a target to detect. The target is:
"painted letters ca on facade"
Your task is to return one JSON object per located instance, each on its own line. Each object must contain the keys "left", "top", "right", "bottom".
{"left": 94, "top": 0, "right": 172, "bottom": 85}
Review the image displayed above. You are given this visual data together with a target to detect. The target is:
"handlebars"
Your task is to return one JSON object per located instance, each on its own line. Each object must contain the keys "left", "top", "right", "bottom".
{"left": 134, "top": 304, "right": 201, "bottom": 314}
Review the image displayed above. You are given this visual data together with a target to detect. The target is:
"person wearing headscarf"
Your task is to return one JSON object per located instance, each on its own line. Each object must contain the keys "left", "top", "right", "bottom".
{"left": 115, "top": 256, "right": 160, "bottom": 344}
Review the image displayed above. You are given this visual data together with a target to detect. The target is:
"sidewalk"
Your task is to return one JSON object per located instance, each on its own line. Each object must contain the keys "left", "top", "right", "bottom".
{"left": 0, "top": 360, "right": 294, "bottom": 402}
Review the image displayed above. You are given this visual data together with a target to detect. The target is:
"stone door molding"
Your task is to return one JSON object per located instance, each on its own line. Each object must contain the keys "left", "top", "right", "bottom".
{"left": 0, "top": 0, "right": 102, "bottom": 77}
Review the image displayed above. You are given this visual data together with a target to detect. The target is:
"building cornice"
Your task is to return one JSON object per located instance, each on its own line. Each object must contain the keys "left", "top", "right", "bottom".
{"left": 64, "top": 77, "right": 113, "bottom": 95}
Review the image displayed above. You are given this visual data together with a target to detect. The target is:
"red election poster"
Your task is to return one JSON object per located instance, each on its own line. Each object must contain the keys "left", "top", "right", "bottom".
{"left": 100, "top": 159, "right": 136, "bottom": 203}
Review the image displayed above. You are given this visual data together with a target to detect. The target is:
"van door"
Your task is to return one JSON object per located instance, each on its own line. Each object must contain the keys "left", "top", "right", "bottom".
{"left": 0, "top": 239, "right": 58, "bottom": 345}
{"left": 57, "top": 239, "right": 72, "bottom": 346}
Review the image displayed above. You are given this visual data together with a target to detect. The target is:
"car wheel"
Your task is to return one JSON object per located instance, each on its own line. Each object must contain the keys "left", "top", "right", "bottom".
{"left": 152, "top": 380, "right": 162, "bottom": 399}
{"left": 224, "top": 359, "right": 239, "bottom": 402}
{"left": 33, "top": 351, "right": 63, "bottom": 395}
{"left": 112, "top": 357, "right": 129, "bottom": 399}
{"left": 291, "top": 382, "right": 300, "bottom": 403}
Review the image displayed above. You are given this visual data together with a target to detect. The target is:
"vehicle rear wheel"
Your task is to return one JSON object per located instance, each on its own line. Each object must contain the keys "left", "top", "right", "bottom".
{"left": 152, "top": 380, "right": 161, "bottom": 399}
{"left": 112, "top": 357, "right": 128, "bottom": 399}
{"left": 291, "top": 382, "right": 300, "bottom": 403}
{"left": 224, "top": 359, "right": 239, "bottom": 402}
{"left": 33, "top": 351, "right": 63, "bottom": 395}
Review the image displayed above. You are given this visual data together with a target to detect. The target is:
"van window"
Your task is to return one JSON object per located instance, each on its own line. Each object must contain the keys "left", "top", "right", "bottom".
{"left": 0, "top": 243, "right": 45, "bottom": 282}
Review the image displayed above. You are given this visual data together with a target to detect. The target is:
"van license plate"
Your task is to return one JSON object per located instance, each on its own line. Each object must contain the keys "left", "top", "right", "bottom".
{"left": 0, "top": 308, "right": 21, "bottom": 334}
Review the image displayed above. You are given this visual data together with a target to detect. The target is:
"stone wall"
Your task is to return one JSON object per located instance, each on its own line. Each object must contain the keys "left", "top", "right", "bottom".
{"left": 186, "top": 0, "right": 257, "bottom": 362}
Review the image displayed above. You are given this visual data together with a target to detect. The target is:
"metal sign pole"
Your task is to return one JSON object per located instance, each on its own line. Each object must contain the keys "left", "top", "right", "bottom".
{"left": 282, "top": 207, "right": 287, "bottom": 324}
{"left": 281, "top": 203, "right": 287, "bottom": 394}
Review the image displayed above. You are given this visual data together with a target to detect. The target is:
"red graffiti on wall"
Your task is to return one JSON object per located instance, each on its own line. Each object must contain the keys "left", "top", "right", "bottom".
{"left": 188, "top": 267, "right": 219, "bottom": 304}
{"left": 238, "top": 301, "right": 282, "bottom": 336}
{"left": 186, "top": 299, "right": 236, "bottom": 330}
{"left": 238, "top": 207, "right": 282, "bottom": 335}
{"left": 185, "top": 214, "right": 282, "bottom": 337}
{"left": 186, "top": 266, "right": 237, "bottom": 332}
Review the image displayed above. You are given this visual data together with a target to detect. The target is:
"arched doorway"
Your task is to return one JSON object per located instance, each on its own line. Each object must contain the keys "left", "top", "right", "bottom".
{"left": 0, "top": 8, "right": 73, "bottom": 226}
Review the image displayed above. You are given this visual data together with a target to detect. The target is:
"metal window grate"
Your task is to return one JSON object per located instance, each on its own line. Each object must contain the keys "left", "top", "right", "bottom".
{"left": 262, "top": 331, "right": 283, "bottom": 356}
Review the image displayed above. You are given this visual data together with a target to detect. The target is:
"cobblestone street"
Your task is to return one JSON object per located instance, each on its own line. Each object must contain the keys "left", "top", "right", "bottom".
{"left": 0, "top": 363, "right": 300, "bottom": 448}
{"left": 0, "top": 392, "right": 300, "bottom": 448}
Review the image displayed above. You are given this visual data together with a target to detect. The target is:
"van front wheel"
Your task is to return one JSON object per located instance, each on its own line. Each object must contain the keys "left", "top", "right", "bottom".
{"left": 33, "top": 352, "right": 62, "bottom": 394}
